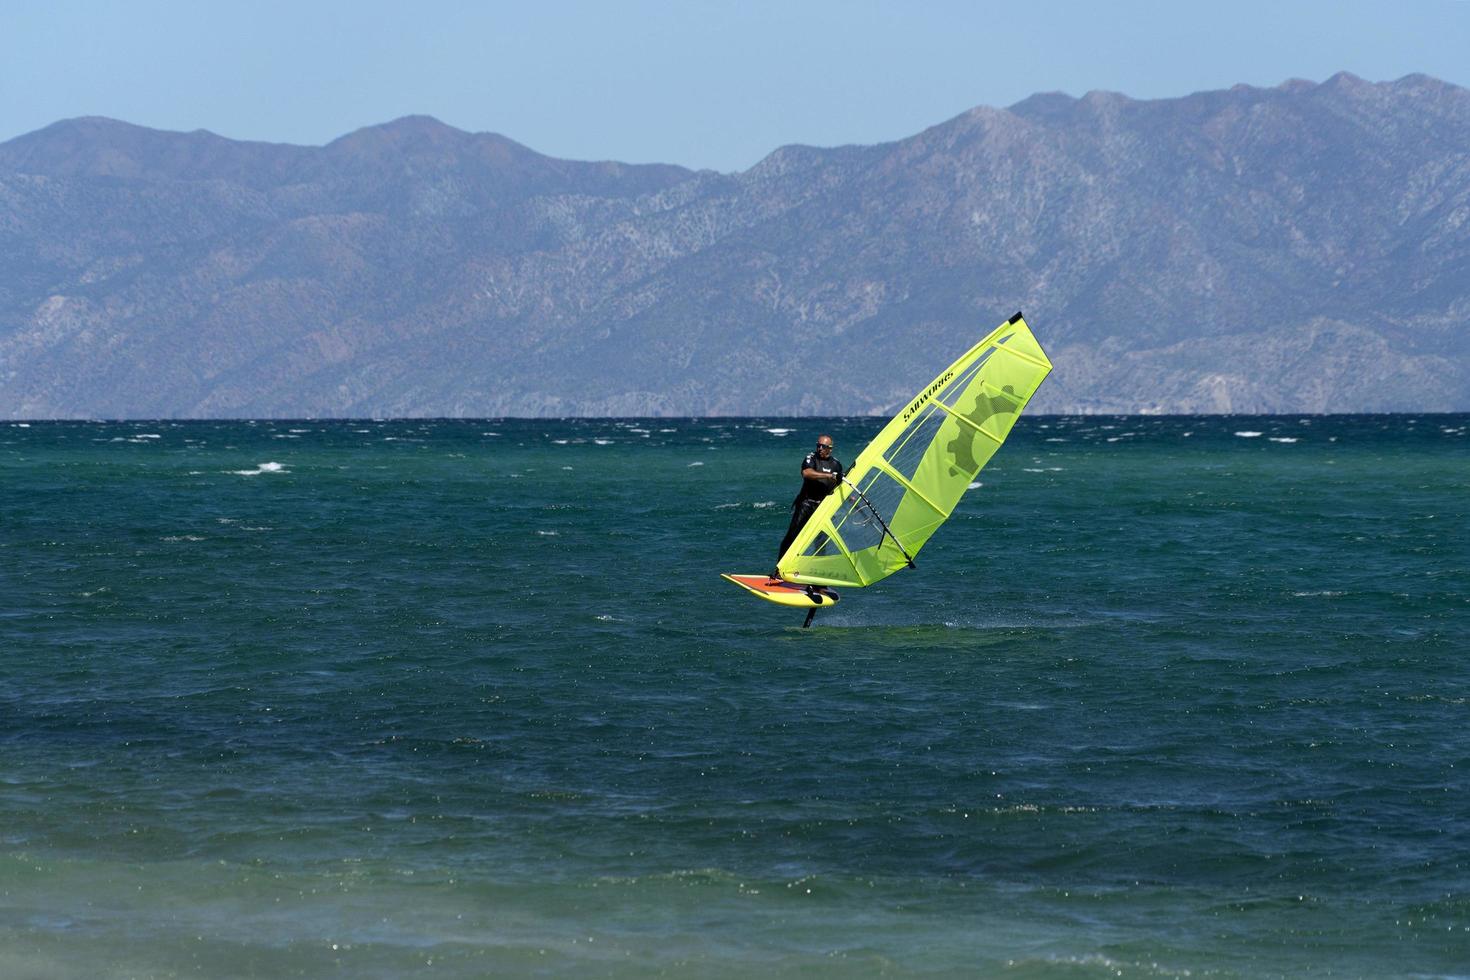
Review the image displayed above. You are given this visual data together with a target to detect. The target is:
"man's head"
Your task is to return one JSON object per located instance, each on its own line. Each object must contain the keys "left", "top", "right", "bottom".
{"left": 816, "top": 435, "right": 834, "bottom": 456}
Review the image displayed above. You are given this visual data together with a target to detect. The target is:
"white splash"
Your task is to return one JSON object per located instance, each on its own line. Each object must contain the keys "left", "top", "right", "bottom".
{"left": 232, "top": 462, "right": 287, "bottom": 476}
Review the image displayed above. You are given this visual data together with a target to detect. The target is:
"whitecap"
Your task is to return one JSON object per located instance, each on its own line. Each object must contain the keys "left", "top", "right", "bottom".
{"left": 1269, "top": 437, "right": 1299, "bottom": 444}
{"left": 967, "top": 481, "right": 982, "bottom": 489}
{"left": 232, "top": 462, "right": 287, "bottom": 476}
{"left": 687, "top": 461, "right": 704, "bottom": 467}
{"left": 593, "top": 439, "right": 613, "bottom": 445}
{"left": 161, "top": 535, "right": 206, "bottom": 542}
{"left": 1234, "top": 431, "right": 1263, "bottom": 438}
{"left": 752, "top": 501, "right": 776, "bottom": 509}
{"left": 561, "top": 466, "right": 574, "bottom": 470}
{"left": 537, "top": 530, "right": 559, "bottom": 536}
{"left": 764, "top": 428, "right": 793, "bottom": 436}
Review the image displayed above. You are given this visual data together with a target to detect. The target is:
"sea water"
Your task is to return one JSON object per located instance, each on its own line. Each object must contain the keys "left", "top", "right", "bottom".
{"left": 1, "top": 416, "right": 1467, "bottom": 977}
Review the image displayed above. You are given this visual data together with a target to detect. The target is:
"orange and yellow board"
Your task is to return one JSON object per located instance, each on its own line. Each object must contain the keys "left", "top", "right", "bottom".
{"left": 720, "top": 574, "right": 840, "bottom": 609}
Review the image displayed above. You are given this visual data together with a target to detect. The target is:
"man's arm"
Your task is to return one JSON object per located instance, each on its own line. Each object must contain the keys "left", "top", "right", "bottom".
{"left": 801, "top": 461, "right": 842, "bottom": 485}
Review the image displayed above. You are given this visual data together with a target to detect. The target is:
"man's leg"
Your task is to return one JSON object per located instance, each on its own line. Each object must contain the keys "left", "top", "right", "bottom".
{"left": 775, "top": 499, "right": 818, "bottom": 565}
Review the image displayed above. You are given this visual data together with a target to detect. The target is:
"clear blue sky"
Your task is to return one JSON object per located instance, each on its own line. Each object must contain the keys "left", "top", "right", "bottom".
{"left": 5, "top": 0, "right": 1468, "bottom": 172}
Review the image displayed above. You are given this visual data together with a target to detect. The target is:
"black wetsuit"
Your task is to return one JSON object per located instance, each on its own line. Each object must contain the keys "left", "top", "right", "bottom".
{"left": 776, "top": 449, "right": 845, "bottom": 562}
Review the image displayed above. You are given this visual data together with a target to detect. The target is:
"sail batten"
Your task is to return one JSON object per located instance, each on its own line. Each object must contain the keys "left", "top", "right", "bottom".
{"left": 932, "top": 398, "right": 1005, "bottom": 443}
{"left": 777, "top": 315, "right": 1052, "bottom": 589}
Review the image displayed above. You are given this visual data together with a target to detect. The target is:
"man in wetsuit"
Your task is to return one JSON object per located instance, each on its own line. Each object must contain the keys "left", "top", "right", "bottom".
{"left": 772, "top": 434, "right": 844, "bottom": 580}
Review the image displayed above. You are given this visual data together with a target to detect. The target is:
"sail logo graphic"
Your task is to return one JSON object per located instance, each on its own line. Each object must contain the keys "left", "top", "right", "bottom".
{"left": 947, "top": 384, "right": 1020, "bottom": 475}
{"left": 901, "top": 371, "right": 955, "bottom": 422}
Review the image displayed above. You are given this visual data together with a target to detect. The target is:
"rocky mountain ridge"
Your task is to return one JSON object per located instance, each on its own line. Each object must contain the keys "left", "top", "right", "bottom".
{"left": 2, "top": 72, "right": 1466, "bottom": 417}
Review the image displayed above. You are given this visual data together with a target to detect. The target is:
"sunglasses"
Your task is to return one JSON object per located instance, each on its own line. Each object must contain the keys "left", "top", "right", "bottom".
{"left": 816, "top": 443, "right": 833, "bottom": 450}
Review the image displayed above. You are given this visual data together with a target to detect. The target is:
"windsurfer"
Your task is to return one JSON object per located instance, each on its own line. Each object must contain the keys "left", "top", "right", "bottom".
{"left": 772, "top": 435, "right": 844, "bottom": 579}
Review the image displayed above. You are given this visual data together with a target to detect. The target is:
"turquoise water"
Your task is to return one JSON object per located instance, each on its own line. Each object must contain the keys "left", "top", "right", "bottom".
{"left": 2, "top": 415, "right": 1468, "bottom": 977}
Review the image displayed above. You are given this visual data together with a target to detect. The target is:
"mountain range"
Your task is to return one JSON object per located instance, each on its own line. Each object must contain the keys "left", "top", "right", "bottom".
{"left": 2, "top": 71, "right": 1467, "bottom": 417}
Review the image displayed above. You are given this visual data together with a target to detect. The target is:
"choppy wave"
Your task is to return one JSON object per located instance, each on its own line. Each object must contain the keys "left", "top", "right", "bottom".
{"left": 231, "top": 461, "right": 287, "bottom": 476}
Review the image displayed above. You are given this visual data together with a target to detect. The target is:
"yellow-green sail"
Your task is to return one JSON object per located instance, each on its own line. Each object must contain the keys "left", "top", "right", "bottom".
{"left": 778, "top": 313, "right": 1052, "bottom": 589}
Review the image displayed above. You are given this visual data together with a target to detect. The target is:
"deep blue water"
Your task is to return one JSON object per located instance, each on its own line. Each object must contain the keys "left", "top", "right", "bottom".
{"left": 2, "top": 415, "right": 1468, "bottom": 977}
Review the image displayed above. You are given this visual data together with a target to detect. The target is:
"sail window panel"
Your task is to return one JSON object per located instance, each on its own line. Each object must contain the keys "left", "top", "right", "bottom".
{"left": 826, "top": 467, "right": 907, "bottom": 557}
{"left": 883, "top": 403, "right": 950, "bottom": 484}
{"left": 806, "top": 527, "right": 840, "bottom": 558}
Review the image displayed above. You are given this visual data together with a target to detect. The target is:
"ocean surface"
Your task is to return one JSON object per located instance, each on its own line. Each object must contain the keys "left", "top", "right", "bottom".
{"left": 2, "top": 415, "right": 1467, "bottom": 978}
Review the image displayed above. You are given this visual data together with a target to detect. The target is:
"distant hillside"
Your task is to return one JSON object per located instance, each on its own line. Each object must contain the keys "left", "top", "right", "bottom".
{"left": 2, "top": 73, "right": 1467, "bottom": 417}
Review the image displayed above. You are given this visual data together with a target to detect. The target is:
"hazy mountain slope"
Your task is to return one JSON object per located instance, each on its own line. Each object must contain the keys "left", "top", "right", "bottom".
{"left": 2, "top": 73, "right": 1466, "bottom": 417}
